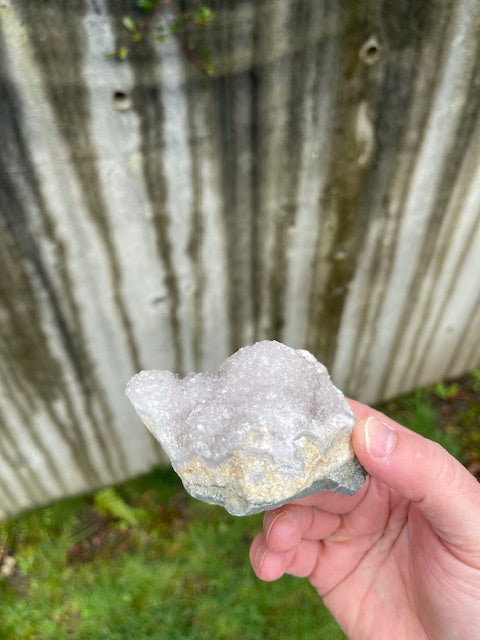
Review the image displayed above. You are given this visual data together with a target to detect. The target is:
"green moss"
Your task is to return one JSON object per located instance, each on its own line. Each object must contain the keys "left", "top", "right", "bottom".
{"left": 1, "top": 469, "right": 345, "bottom": 639}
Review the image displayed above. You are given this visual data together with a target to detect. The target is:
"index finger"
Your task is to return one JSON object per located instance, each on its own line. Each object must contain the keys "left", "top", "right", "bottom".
{"left": 263, "top": 505, "right": 342, "bottom": 553}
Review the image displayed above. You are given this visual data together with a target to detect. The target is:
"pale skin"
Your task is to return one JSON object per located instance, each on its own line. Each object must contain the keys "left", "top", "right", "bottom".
{"left": 249, "top": 399, "right": 480, "bottom": 640}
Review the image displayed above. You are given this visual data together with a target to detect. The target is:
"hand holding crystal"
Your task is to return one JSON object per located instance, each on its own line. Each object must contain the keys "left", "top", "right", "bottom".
{"left": 249, "top": 400, "right": 480, "bottom": 640}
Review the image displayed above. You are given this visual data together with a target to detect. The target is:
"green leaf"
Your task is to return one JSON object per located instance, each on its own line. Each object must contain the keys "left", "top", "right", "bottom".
{"left": 122, "top": 16, "right": 137, "bottom": 33}
{"left": 433, "top": 381, "right": 460, "bottom": 400}
{"left": 195, "top": 5, "right": 214, "bottom": 25}
{"left": 117, "top": 46, "right": 129, "bottom": 60}
{"left": 93, "top": 488, "right": 140, "bottom": 526}
{"left": 195, "top": 5, "right": 214, "bottom": 23}
{"left": 137, "top": 0, "right": 158, "bottom": 12}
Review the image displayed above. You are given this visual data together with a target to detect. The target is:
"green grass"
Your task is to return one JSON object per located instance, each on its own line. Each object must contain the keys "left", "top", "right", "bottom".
{"left": 378, "top": 389, "right": 462, "bottom": 459}
{"left": 2, "top": 369, "right": 480, "bottom": 639}
{"left": 0, "top": 469, "right": 346, "bottom": 639}
{"left": 377, "top": 368, "right": 480, "bottom": 467}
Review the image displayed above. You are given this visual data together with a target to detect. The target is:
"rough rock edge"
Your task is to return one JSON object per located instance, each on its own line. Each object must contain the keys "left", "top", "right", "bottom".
{"left": 182, "top": 456, "right": 366, "bottom": 516}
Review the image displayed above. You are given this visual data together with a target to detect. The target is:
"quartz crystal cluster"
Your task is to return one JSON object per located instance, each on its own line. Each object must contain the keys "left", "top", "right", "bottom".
{"left": 125, "top": 341, "right": 366, "bottom": 516}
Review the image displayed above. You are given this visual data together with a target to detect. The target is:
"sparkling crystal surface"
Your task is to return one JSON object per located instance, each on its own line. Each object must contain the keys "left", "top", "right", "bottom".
{"left": 126, "top": 341, "right": 366, "bottom": 515}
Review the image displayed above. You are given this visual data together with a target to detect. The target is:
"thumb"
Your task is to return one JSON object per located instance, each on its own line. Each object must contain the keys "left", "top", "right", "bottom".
{"left": 352, "top": 415, "right": 480, "bottom": 546}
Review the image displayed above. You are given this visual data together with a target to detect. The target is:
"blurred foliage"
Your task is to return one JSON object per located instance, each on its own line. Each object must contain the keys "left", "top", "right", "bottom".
{"left": 108, "top": 0, "right": 215, "bottom": 75}
{"left": 93, "top": 487, "right": 146, "bottom": 527}
{"left": 1, "top": 368, "right": 480, "bottom": 638}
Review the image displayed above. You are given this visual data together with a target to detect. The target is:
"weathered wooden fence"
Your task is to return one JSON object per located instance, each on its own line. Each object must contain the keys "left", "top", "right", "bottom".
{"left": 1, "top": 0, "right": 480, "bottom": 518}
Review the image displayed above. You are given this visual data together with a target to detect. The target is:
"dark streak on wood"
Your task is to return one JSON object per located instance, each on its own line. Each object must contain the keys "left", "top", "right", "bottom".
{"left": 109, "top": 4, "right": 186, "bottom": 376}
{"left": 185, "top": 75, "right": 206, "bottom": 371}
{"left": 306, "top": 2, "right": 378, "bottom": 368}
{"left": 377, "top": 1, "right": 477, "bottom": 397}
{"left": 343, "top": 0, "right": 447, "bottom": 397}
{"left": 11, "top": 1, "right": 131, "bottom": 479}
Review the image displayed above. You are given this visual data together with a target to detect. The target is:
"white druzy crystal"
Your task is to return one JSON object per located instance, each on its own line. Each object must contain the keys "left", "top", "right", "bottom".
{"left": 126, "top": 340, "right": 365, "bottom": 516}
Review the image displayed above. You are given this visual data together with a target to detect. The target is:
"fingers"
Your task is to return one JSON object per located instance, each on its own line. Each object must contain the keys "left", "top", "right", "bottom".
{"left": 353, "top": 414, "right": 480, "bottom": 547}
{"left": 250, "top": 531, "right": 323, "bottom": 581}
{"left": 250, "top": 505, "right": 341, "bottom": 581}
{"left": 249, "top": 533, "right": 294, "bottom": 581}
{"left": 263, "top": 505, "right": 341, "bottom": 552}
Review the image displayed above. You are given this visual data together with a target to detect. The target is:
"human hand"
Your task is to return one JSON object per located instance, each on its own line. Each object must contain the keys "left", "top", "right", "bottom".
{"left": 249, "top": 400, "right": 480, "bottom": 639}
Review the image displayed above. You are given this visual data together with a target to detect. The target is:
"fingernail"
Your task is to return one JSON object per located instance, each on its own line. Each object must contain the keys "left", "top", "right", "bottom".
{"left": 265, "top": 511, "right": 285, "bottom": 543}
{"left": 364, "top": 417, "right": 396, "bottom": 458}
{"left": 255, "top": 545, "right": 267, "bottom": 570}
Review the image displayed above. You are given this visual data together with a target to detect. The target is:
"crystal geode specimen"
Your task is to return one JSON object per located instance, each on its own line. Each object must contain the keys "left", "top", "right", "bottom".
{"left": 125, "top": 341, "right": 366, "bottom": 516}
